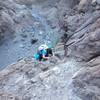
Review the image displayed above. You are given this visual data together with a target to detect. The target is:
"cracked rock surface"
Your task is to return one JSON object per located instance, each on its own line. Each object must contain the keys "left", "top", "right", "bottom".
{"left": 0, "top": 0, "right": 100, "bottom": 100}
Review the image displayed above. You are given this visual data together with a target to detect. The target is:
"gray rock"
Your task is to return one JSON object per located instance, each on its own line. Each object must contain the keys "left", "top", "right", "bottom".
{"left": 97, "top": 0, "right": 100, "bottom": 4}
{"left": 20, "top": 33, "right": 27, "bottom": 38}
{"left": 40, "top": 64, "right": 49, "bottom": 72}
{"left": 20, "top": 38, "right": 25, "bottom": 42}
{"left": 67, "top": 16, "right": 100, "bottom": 61}
{"left": 93, "top": 0, "right": 100, "bottom": 4}
{"left": 13, "top": 38, "right": 18, "bottom": 43}
{"left": 70, "top": 60, "right": 100, "bottom": 100}
{"left": 19, "top": 44, "right": 24, "bottom": 48}
{"left": 39, "top": 31, "right": 43, "bottom": 35}
{"left": 78, "top": 0, "right": 93, "bottom": 12}
{"left": 0, "top": 0, "right": 100, "bottom": 100}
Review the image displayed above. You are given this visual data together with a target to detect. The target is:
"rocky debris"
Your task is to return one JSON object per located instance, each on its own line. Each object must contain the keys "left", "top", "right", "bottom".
{"left": 0, "top": 92, "right": 21, "bottom": 100}
{"left": 0, "top": 56, "right": 83, "bottom": 100}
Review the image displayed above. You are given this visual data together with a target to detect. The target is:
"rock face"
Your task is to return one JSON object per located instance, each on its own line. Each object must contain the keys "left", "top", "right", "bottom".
{"left": 62, "top": 0, "right": 100, "bottom": 100}
{"left": 0, "top": 0, "right": 79, "bottom": 42}
{"left": 0, "top": 1, "right": 15, "bottom": 41}
{"left": 0, "top": 0, "right": 80, "bottom": 68}
{"left": 14, "top": 0, "right": 79, "bottom": 7}
{"left": 67, "top": 14, "right": 100, "bottom": 61}
{"left": 0, "top": 0, "right": 100, "bottom": 100}
{"left": 0, "top": 0, "right": 34, "bottom": 42}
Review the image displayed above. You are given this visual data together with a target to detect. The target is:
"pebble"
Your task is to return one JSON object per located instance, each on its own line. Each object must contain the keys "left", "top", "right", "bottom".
{"left": 39, "top": 71, "right": 51, "bottom": 80}
{"left": 13, "top": 39, "right": 18, "bottom": 43}
{"left": 20, "top": 34, "right": 27, "bottom": 38}
{"left": 39, "top": 31, "right": 43, "bottom": 35}
{"left": 30, "top": 78, "right": 37, "bottom": 84}
{"left": 21, "top": 38, "right": 25, "bottom": 41}
{"left": 52, "top": 67, "right": 61, "bottom": 75}
{"left": 19, "top": 44, "right": 24, "bottom": 48}
{"left": 33, "top": 94, "right": 36, "bottom": 97}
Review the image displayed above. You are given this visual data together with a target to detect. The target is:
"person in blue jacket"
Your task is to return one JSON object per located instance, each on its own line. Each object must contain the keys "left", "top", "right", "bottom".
{"left": 34, "top": 44, "right": 53, "bottom": 61}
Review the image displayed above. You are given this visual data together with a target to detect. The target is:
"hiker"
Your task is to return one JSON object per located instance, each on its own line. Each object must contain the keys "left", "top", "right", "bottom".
{"left": 34, "top": 44, "right": 53, "bottom": 61}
